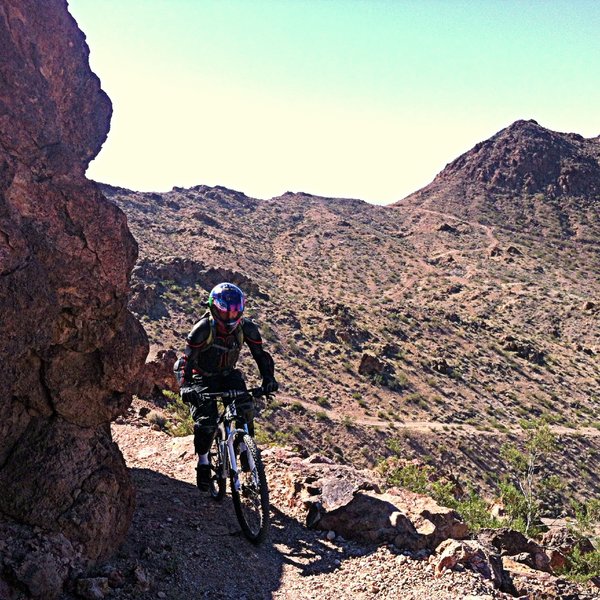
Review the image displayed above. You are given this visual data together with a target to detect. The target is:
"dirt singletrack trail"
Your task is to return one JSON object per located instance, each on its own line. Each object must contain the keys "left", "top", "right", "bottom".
{"left": 280, "top": 394, "right": 600, "bottom": 439}
{"left": 416, "top": 207, "right": 500, "bottom": 255}
{"left": 85, "top": 418, "right": 508, "bottom": 600}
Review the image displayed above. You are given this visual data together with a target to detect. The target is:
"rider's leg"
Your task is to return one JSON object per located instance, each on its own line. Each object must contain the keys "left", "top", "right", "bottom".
{"left": 221, "top": 370, "right": 253, "bottom": 471}
{"left": 190, "top": 392, "right": 219, "bottom": 490}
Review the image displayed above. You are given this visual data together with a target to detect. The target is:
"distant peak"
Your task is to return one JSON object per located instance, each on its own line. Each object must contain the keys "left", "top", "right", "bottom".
{"left": 509, "top": 118, "right": 539, "bottom": 128}
{"left": 399, "top": 119, "right": 600, "bottom": 203}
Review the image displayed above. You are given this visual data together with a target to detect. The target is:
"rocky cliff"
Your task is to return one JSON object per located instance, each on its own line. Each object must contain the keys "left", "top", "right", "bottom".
{"left": 0, "top": 1, "right": 148, "bottom": 597}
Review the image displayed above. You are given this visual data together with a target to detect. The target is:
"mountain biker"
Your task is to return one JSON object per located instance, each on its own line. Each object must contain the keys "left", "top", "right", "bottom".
{"left": 174, "top": 282, "right": 278, "bottom": 491}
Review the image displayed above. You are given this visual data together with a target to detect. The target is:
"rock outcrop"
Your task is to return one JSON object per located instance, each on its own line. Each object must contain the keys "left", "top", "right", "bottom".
{"left": 263, "top": 448, "right": 469, "bottom": 551}
{"left": 137, "top": 348, "right": 179, "bottom": 399}
{"left": 0, "top": 0, "right": 148, "bottom": 596}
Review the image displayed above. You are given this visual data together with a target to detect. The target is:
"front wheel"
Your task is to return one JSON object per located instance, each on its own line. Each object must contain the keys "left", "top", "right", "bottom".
{"left": 230, "top": 434, "right": 270, "bottom": 543}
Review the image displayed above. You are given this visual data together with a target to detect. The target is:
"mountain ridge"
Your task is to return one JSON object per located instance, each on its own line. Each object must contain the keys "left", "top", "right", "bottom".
{"left": 396, "top": 120, "right": 600, "bottom": 241}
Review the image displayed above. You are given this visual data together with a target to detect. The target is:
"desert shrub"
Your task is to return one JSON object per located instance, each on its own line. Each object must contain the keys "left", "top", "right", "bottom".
{"left": 378, "top": 460, "right": 501, "bottom": 532}
{"left": 555, "top": 499, "right": 600, "bottom": 581}
{"left": 163, "top": 390, "right": 194, "bottom": 437}
{"left": 571, "top": 498, "right": 600, "bottom": 537}
{"left": 380, "top": 461, "right": 430, "bottom": 495}
{"left": 499, "top": 418, "right": 559, "bottom": 536}
{"left": 559, "top": 547, "right": 600, "bottom": 583}
{"left": 452, "top": 488, "right": 503, "bottom": 532}
{"left": 341, "top": 415, "right": 355, "bottom": 428}
{"left": 315, "top": 410, "right": 329, "bottom": 422}
{"left": 147, "top": 410, "right": 167, "bottom": 429}
{"left": 316, "top": 396, "right": 331, "bottom": 408}
{"left": 385, "top": 437, "right": 403, "bottom": 456}
{"left": 253, "top": 424, "right": 273, "bottom": 446}
{"left": 289, "top": 400, "right": 306, "bottom": 413}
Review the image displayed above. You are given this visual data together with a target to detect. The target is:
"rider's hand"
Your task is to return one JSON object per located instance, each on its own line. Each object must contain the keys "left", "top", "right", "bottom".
{"left": 180, "top": 386, "right": 198, "bottom": 406}
{"left": 262, "top": 377, "right": 279, "bottom": 394}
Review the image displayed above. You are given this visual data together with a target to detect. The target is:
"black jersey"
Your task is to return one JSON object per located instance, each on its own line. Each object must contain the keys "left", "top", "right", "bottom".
{"left": 182, "top": 316, "right": 274, "bottom": 382}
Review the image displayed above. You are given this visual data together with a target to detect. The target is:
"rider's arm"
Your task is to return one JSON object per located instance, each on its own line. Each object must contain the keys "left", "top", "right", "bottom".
{"left": 175, "top": 317, "right": 211, "bottom": 386}
{"left": 242, "top": 319, "right": 276, "bottom": 383}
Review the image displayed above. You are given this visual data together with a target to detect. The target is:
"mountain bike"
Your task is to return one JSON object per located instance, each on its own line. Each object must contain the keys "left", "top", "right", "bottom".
{"left": 200, "top": 386, "right": 271, "bottom": 544}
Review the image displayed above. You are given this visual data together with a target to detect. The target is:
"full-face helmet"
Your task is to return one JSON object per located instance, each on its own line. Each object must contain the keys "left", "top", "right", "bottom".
{"left": 208, "top": 283, "right": 245, "bottom": 332}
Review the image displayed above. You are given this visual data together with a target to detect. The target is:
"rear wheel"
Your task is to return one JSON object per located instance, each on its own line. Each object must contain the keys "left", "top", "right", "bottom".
{"left": 209, "top": 434, "right": 226, "bottom": 501}
{"left": 230, "top": 434, "right": 269, "bottom": 543}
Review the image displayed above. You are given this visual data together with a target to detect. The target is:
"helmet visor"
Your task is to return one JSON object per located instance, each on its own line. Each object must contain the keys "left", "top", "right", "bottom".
{"left": 214, "top": 303, "right": 244, "bottom": 323}
{"left": 212, "top": 298, "right": 244, "bottom": 328}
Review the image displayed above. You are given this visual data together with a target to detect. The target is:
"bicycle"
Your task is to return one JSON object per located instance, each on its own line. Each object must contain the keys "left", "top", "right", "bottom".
{"left": 198, "top": 385, "right": 271, "bottom": 544}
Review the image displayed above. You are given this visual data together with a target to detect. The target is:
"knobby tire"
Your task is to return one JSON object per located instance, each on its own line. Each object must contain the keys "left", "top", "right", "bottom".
{"left": 230, "top": 434, "right": 270, "bottom": 544}
{"left": 209, "top": 431, "right": 226, "bottom": 501}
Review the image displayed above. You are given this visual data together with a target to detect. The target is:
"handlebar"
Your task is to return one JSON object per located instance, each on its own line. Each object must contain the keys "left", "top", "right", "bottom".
{"left": 190, "top": 386, "right": 269, "bottom": 401}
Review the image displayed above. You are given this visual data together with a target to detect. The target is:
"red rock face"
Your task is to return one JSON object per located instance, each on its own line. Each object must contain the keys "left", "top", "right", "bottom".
{"left": 0, "top": 0, "right": 148, "bottom": 595}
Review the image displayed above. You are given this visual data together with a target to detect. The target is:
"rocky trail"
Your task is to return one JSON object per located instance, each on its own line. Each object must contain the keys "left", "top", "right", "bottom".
{"left": 55, "top": 406, "right": 599, "bottom": 600}
{"left": 70, "top": 419, "right": 505, "bottom": 600}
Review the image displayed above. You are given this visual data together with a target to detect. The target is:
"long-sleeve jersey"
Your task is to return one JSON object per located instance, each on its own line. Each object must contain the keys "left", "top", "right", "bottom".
{"left": 179, "top": 315, "right": 275, "bottom": 384}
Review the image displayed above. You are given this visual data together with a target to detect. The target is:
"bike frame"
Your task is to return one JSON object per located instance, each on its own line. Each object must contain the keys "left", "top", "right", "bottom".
{"left": 216, "top": 395, "right": 258, "bottom": 492}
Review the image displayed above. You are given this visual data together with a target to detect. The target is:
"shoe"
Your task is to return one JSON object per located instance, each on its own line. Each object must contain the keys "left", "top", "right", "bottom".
{"left": 196, "top": 464, "right": 211, "bottom": 491}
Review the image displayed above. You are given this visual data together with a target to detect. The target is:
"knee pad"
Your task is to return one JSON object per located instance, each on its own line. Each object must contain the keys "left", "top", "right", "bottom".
{"left": 193, "top": 424, "right": 216, "bottom": 455}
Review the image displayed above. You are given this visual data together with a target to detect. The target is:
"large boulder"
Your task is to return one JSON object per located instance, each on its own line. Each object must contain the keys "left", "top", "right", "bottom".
{"left": 477, "top": 527, "right": 551, "bottom": 572}
{"left": 358, "top": 352, "right": 386, "bottom": 376}
{"left": 263, "top": 449, "right": 468, "bottom": 551}
{"left": 0, "top": 0, "right": 148, "bottom": 596}
{"left": 435, "top": 539, "right": 518, "bottom": 596}
{"left": 137, "top": 348, "right": 179, "bottom": 399}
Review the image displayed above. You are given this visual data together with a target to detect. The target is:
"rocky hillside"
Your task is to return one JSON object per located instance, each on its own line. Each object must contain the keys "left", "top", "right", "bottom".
{"left": 397, "top": 119, "right": 600, "bottom": 241}
{"left": 0, "top": 1, "right": 147, "bottom": 597}
{"left": 102, "top": 120, "right": 599, "bottom": 510}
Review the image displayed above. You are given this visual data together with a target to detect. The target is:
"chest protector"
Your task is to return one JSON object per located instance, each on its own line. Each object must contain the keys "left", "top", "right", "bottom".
{"left": 201, "top": 312, "right": 244, "bottom": 351}
{"left": 189, "top": 312, "right": 245, "bottom": 375}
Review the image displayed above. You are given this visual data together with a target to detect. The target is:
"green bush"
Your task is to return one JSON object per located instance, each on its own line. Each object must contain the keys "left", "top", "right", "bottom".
{"left": 316, "top": 396, "right": 331, "bottom": 408}
{"left": 499, "top": 418, "right": 559, "bottom": 536}
{"left": 163, "top": 390, "right": 194, "bottom": 437}
{"left": 341, "top": 415, "right": 355, "bottom": 428}
{"left": 315, "top": 410, "right": 329, "bottom": 422}
{"left": 559, "top": 546, "right": 600, "bottom": 583}
{"left": 451, "top": 488, "right": 503, "bottom": 532}
{"left": 557, "top": 499, "right": 600, "bottom": 582}
{"left": 378, "top": 460, "right": 502, "bottom": 532}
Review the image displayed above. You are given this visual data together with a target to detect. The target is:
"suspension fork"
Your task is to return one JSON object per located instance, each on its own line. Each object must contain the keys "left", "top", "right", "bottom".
{"left": 225, "top": 422, "right": 254, "bottom": 491}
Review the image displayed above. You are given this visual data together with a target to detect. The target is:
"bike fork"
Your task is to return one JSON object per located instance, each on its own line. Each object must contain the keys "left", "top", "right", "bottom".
{"left": 225, "top": 425, "right": 241, "bottom": 492}
{"left": 225, "top": 424, "right": 256, "bottom": 491}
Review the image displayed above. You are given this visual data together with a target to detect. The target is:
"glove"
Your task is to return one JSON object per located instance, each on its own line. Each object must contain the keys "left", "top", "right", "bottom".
{"left": 180, "top": 386, "right": 200, "bottom": 406}
{"left": 262, "top": 378, "right": 279, "bottom": 394}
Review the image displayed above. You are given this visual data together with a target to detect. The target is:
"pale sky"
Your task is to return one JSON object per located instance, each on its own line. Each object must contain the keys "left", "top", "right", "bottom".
{"left": 68, "top": 0, "right": 600, "bottom": 205}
